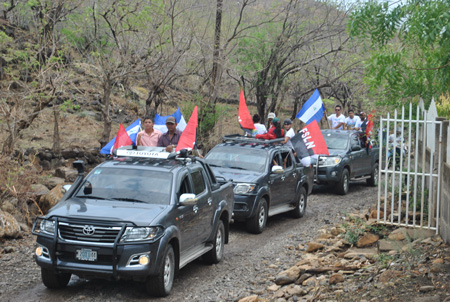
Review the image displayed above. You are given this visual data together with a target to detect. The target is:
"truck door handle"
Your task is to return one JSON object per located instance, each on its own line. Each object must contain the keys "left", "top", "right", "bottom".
{"left": 208, "top": 198, "right": 212, "bottom": 206}
{"left": 193, "top": 205, "right": 198, "bottom": 213}
{"left": 281, "top": 176, "right": 285, "bottom": 181}
{"left": 293, "top": 173, "right": 296, "bottom": 178}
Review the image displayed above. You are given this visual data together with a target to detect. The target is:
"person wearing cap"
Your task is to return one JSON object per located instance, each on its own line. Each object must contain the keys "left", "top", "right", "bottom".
{"left": 283, "top": 118, "right": 295, "bottom": 149}
{"left": 357, "top": 111, "right": 368, "bottom": 132}
{"left": 157, "top": 116, "right": 183, "bottom": 152}
{"left": 137, "top": 116, "right": 162, "bottom": 147}
{"left": 256, "top": 117, "right": 284, "bottom": 140}
{"left": 267, "top": 112, "right": 276, "bottom": 129}
{"left": 253, "top": 114, "right": 267, "bottom": 135}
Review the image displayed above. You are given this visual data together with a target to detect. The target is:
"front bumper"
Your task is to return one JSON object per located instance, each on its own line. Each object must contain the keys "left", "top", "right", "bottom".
{"left": 232, "top": 194, "right": 258, "bottom": 220}
{"left": 315, "top": 165, "right": 342, "bottom": 184}
{"left": 35, "top": 235, "right": 161, "bottom": 281}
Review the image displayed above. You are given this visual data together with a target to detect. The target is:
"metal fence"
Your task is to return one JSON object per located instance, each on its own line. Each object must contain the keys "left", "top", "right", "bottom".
{"left": 377, "top": 103, "right": 443, "bottom": 233}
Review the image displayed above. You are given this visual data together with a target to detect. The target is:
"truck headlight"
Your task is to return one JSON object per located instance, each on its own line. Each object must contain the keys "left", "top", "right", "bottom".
{"left": 40, "top": 219, "right": 56, "bottom": 235}
{"left": 120, "top": 227, "right": 163, "bottom": 242}
{"left": 320, "top": 156, "right": 342, "bottom": 167}
{"left": 234, "top": 183, "right": 257, "bottom": 195}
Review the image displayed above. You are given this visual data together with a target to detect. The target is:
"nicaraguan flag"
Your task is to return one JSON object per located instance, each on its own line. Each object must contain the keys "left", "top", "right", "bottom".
{"left": 100, "top": 119, "right": 141, "bottom": 154}
{"left": 296, "top": 89, "right": 325, "bottom": 125}
{"left": 154, "top": 106, "right": 187, "bottom": 133}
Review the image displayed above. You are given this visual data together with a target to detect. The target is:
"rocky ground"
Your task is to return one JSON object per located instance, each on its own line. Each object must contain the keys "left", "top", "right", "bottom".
{"left": 0, "top": 182, "right": 449, "bottom": 302}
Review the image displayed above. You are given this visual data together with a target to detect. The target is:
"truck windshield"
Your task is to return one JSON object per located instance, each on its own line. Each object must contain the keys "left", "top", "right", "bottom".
{"left": 75, "top": 168, "right": 172, "bottom": 205}
{"left": 205, "top": 146, "right": 267, "bottom": 172}
{"left": 322, "top": 132, "right": 349, "bottom": 150}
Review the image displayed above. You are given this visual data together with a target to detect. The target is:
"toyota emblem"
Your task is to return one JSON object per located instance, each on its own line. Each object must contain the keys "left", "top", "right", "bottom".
{"left": 83, "top": 225, "right": 95, "bottom": 236}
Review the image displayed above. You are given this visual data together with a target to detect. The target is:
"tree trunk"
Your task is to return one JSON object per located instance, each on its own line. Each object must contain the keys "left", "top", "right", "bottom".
{"left": 52, "top": 105, "right": 61, "bottom": 157}
{"left": 99, "top": 75, "right": 113, "bottom": 149}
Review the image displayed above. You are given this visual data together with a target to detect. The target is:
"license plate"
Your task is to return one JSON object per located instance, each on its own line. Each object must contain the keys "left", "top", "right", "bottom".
{"left": 75, "top": 249, "right": 97, "bottom": 261}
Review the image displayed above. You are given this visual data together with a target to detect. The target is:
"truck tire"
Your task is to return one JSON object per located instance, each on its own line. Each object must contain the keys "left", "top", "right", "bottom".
{"left": 41, "top": 268, "right": 71, "bottom": 289}
{"left": 146, "top": 244, "right": 175, "bottom": 297}
{"left": 367, "top": 163, "right": 379, "bottom": 187}
{"left": 336, "top": 168, "right": 349, "bottom": 195}
{"left": 291, "top": 187, "right": 307, "bottom": 218}
{"left": 246, "top": 198, "right": 267, "bottom": 234}
{"left": 204, "top": 220, "right": 225, "bottom": 264}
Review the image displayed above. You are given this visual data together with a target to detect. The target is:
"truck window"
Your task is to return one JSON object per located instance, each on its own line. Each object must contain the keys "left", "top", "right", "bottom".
{"left": 191, "top": 170, "right": 206, "bottom": 195}
{"left": 350, "top": 135, "right": 360, "bottom": 149}
{"left": 281, "top": 151, "right": 293, "bottom": 170}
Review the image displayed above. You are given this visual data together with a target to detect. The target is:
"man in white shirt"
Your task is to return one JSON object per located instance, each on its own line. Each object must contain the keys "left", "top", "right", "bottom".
{"left": 283, "top": 118, "right": 295, "bottom": 149}
{"left": 252, "top": 114, "right": 267, "bottom": 135}
{"left": 345, "top": 110, "right": 361, "bottom": 130}
{"left": 327, "top": 105, "right": 346, "bottom": 130}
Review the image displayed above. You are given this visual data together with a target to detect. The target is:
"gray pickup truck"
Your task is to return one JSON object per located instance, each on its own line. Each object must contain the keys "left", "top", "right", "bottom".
{"left": 314, "top": 130, "right": 379, "bottom": 195}
{"left": 32, "top": 147, "right": 234, "bottom": 297}
{"left": 205, "top": 135, "right": 313, "bottom": 234}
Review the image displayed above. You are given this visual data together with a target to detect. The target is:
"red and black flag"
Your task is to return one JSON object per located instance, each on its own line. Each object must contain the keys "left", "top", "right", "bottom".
{"left": 112, "top": 123, "right": 133, "bottom": 152}
{"left": 291, "top": 120, "right": 329, "bottom": 158}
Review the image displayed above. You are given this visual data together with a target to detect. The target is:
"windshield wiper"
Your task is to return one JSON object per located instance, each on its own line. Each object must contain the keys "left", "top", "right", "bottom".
{"left": 77, "top": 195, "right": 106, "bottom": 200}
{"left": 112, "top": 197, "right": 147, "bottom": 203}
{"left": 207, "top": 163, "right": 221, "bottom": 167}
{"left": 227, "top": 166, "right": 246, "bottom": 170}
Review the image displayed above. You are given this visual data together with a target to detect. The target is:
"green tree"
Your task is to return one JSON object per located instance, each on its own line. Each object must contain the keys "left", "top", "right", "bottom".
{"left": 348, "top": 0, "right": 450, "bottom": 105}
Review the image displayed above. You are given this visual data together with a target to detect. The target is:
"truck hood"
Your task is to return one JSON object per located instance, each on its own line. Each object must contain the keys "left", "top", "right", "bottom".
{"left": 47, "top": 198, "right": 169, "bottom": 226}
{"left": 325, "top": 149, "right": 347, "bottom": 156}
{"left": 210, "top": 166, "right": 263, "bottom": 183}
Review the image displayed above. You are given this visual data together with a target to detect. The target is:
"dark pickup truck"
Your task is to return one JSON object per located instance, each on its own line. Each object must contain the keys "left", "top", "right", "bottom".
{"left": 32, "top": 147, "right": 234, "bottom": 297}
{"left": 314, "top": 130, "right": 379, "bottom": 195}
{"left": 204, "top": 135, "right": 313, "bottom": 234}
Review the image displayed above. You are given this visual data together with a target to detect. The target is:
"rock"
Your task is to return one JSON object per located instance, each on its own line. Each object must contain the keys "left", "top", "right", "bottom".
{"left": 55, "top": 166, "right": 78, "bottom": 182}
{"left": 43, "top": 177, "right": 65, "bottom": 189}
{"left": 378, "top": 270, "right": 401, "bottom": 283}
{"left": 413, "top": 296, "right": 441, "bottom": 302}
{"left": 0, "top": 210, "right": 21, "bottom": 238}
{"left": 285, "top": 284, "right": 307, "bottom": 296}
{"left": 267, "top": 284, "right": 280, "bottom": 291}
{"left": 3, "top": 246, "right": 15, "bottom": 253}
{"left": 418, "top": 286, "right": 435, "bottom": 292}
{"left": 275, "top": 266, "right": 303, "bottom": 285}
{"left": 405, "top": 228, "right": 436, "bottom": 240}
{"left": 238, "top": 295, "right": 259, "bottom": 302}
{"left": 330, "top": 226, "right": 345, "bottom": 236}
{"left": 388, "top": 228, "right": 406, "bottom": 241}
{"left": 378, "top": 239, "right": 406, "bottom": 252}
{"left": 30, "top": 184, "right": 50, "bottom": 197}
{"left": 39, "top": 184, "right": 65, "bottom": 213}
{"left": 302, "top": 276, "right": 316, "bottom": 287}
{"left": 329, "top": 273, "right": 345, "bottom": 284}
{"left": 296, "top": 273, "right": 312, "bottom": 285}
{"left": 344, "top": 248, "right": 378, "bottom": 259}
{"left": 356, "top": 233, "right": 379, "bottom": 248}
{"left": 432, "top": 258, "right": 444, "bottom": 264}
{"left": 306, "top": 242, "right": 325, "bottom": 253}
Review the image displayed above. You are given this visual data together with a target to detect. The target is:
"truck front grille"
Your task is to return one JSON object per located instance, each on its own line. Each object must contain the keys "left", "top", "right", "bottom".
{"left": 58, "top": 222, "right": 122, "bottom": 244}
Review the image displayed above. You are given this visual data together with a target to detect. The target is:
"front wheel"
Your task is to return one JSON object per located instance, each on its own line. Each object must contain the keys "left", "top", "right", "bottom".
{"left": 204, "top": 220, "right": 225, "bottom": 264}
{"left": 291, "top": 187, "right": 307, "bottom": 218}
{"left": 336, "top": 169, "right": 349, "bottom": 195}
{"left": 41, "top": 268, "right": 71, "bottom": 289}
{"left": 146, "top": 244, "right": 175, "bottom": 297}
{"left": 367, "top": 163, "right": 379, "bottom": 187}
{"left": 246, "top": 198, "right": 267, "bottom": 234}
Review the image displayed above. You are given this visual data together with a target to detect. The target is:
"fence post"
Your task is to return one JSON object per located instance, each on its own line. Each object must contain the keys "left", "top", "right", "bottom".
{"left": 439, "top": 119, "right": 449, "bottom": 243}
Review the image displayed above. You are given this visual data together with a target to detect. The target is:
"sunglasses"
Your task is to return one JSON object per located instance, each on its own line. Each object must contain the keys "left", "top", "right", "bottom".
{"left": 335, "top": 109, "right": 341, "bottom": 111}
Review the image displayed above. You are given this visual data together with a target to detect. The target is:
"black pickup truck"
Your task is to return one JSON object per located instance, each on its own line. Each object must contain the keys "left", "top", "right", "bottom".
{"left": 32, "top": 147, "right": 234, "bottom": 297}
{"left": 314, "top": 130, "right": 379, "bottom": 195}
{"left": 204, "top": 135, "right": 313, "bottom": 234}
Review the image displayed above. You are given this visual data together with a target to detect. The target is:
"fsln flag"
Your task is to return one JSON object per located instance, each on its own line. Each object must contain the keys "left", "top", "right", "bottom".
{"left": 238, "top": 88, "right": 256, "bottom": 136}
{"left": 154, "top": 107, "right": 187, "bottom": 133}
{"left": 291, "top": 120, "right": 329, "bottom": 159}
{"left": 100, "top": 119, "right": 141, "bottom": 154}
{"left": 112, "top": 123, "right": 133, "bottom": 152}
{"left": 176, "top": 106, "right": 198, "bottom": 152}
{"left": 296, "top": 89, "right": 325, "bottom": 125}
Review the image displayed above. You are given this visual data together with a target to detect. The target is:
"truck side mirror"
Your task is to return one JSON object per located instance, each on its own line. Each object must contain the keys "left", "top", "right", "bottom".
{"left": 271, "top": 165, "right": 284, "bottom": 174}
{"left": 83, "top": 182, "right": 92, "bottom": 195}
{"left": 179, "top": 193, "right": 197, "bottom": 206}
{"left": 351, "top": 145, "right": 361, "bottom": 151}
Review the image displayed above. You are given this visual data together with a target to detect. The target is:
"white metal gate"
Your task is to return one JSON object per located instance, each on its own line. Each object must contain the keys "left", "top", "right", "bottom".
{"left": 377, "top": 102, "right": 443, "bottom": 233}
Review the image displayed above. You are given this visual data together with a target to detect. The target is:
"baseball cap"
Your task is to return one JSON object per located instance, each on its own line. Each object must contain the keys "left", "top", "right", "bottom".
{"left": 272, "top": 117, "right": 280, "bottom": 124}
{"left": 284, "top": 118, "right": 292, "bottom": 125}
{"left": 166, "top": 116, "right": 176, "bottom": 124}
{"left": 267, "top": 112, "right": 276, "bottom": 119}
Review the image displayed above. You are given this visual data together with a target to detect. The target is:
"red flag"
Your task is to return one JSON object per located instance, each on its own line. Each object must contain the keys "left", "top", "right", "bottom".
{"left": 366, "top": 110, "right": 375, "bottom": 138}
{"left": 291, "top": 120, "right": 329, "bottom": 157}
{"left": 176, "top": 106, "right": 198, "bottom": 151}
{"left": 238, "top": 88, "right": 255, "bottom": 131}
{"left": 113, "top": 123, "right": 133, "bottom": 151}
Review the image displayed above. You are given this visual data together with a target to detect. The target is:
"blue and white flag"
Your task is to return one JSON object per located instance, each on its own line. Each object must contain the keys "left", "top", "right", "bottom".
{"left": 100, "top": 119, "right": 141, "bottom": 154}
{"left": 296, "top": 89, "right": 325, "bottom": 125}
{"left": 154, "top": 107, "right": 187, "bottom": 133}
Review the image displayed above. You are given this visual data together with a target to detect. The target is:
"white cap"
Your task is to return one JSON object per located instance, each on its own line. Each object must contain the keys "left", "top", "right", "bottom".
{"left": 267, "top": 112, "right": 276, "bottom": 119}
